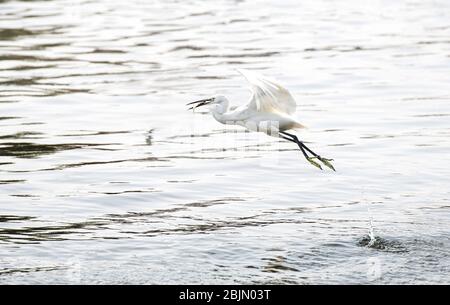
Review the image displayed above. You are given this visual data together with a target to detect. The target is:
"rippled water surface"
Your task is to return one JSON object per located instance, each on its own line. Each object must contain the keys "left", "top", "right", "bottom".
{"left": 1, "top": 0, "right": 449, "bottom": 284}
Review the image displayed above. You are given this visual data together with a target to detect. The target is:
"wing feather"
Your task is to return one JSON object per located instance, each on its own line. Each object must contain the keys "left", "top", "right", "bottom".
{"left": 237, "top": 69, "right": 296, "bottom": 115}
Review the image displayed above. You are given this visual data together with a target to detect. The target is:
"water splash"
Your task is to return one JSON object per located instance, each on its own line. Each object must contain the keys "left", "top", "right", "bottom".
{"left": 358, "top": 207, "right": 407, "bottom": 253}
{"left": 367, "top": 209, "right": 376, "bottom": 247}
{"left": 361, "top": 190, "right": 377, "bottom": 247}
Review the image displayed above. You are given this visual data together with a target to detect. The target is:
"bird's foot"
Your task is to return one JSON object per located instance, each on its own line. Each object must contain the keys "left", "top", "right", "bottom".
{"left": 307, "top": 157, "right": 322, "bottom": 170}
{"left": 318, "top": 157, "right": 336, "bottom": 171}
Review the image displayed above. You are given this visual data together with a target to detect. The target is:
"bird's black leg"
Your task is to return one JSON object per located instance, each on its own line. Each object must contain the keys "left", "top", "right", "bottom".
{"left": 279, "top": 131, "right": 335, "bottom": 171}
{"left": 279, "top": 132, "right": 322, "bottom": 170}
{"left": 279, "top": 133, "right": 311, "bottom": 160}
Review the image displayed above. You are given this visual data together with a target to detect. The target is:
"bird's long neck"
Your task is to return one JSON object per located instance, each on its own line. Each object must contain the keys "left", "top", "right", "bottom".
{"left": 211, "top": 107, "right": 237, "bottom": 125}
{"left": 212, "top": 110, "right": 232, "bottom": 125}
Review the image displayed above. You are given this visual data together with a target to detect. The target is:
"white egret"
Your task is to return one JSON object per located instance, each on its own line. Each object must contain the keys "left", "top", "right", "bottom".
{"left": 187, "top": 69, "right": 335, "bottom": 171}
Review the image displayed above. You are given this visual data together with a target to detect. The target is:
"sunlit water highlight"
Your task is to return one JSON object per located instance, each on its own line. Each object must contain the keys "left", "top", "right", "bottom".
{"left": 0, "top": 0, "right": 449, "bottom": 284}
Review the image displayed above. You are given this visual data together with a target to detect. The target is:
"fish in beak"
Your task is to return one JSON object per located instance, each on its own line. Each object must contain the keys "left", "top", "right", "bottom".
{"left": 186, "top": 97, "right": 214, "bottom": 111}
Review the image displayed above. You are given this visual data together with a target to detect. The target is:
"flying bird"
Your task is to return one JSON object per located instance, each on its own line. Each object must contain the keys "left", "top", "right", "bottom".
{"left": 187, "top": 69, "right": 335, "bottom": 171}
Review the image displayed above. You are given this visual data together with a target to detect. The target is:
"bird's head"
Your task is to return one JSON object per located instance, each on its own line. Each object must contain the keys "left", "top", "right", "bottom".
{"left": 187, "top": 95, "right": 229, "bottom": 114}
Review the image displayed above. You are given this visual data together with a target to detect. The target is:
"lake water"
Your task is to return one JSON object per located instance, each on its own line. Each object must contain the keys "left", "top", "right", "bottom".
{"left": 0, "top": 0, "right": 449, "bottom": 284}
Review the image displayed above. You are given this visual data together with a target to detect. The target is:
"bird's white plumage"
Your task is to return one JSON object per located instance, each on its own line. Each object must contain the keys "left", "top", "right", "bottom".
{"left": 188, "top": 69, "right": 304, "bottom": 132}
{"left": 187, "top": 69, "right": 336, "bottom": 171}
{"left": 237, "top": 69, "right": 297, "bottom": 115}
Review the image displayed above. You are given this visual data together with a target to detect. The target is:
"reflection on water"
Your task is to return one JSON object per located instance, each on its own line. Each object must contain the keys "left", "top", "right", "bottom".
{"left": 0, "top": 141, "right": 109, "bottom": 158}
{"left": 0, "top": 0, "right": 449, "bottom": 284}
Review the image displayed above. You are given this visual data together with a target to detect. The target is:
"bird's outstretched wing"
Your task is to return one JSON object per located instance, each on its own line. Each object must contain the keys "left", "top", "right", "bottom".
{"left": 237, "top": 69, "right": 296, "bottom": 115}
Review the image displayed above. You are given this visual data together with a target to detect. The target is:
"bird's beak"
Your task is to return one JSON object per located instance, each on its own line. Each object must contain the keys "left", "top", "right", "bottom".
{"left": 186, "top": 97, "right": 214, "bottom": 111}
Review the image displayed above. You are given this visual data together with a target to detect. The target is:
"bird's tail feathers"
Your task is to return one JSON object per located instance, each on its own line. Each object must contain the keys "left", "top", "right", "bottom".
{"left": 293, "top": 122, "right": 307, "bottom": 129}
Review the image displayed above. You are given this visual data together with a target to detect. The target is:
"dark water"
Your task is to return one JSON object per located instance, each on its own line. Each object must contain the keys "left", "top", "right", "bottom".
{"left": 0, "top": 0, "right": 449, "bottom": 284}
